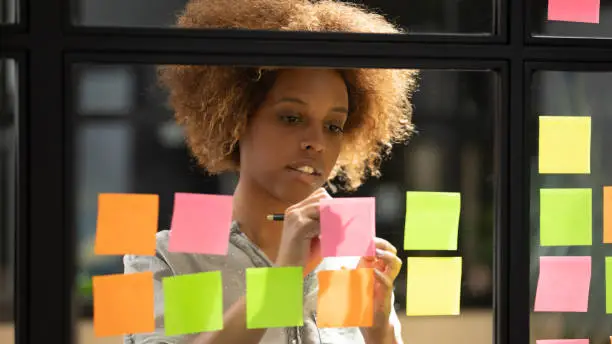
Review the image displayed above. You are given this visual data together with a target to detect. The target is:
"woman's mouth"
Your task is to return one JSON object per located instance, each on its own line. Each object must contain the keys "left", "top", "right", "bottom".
{"left": 286, "top": 165, "right": 322, "bottom": 185}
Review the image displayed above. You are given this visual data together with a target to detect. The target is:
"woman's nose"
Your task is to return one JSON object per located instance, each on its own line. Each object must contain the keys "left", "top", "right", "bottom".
{"left": 300, "top": 140, "right": 324, "bottom": 152}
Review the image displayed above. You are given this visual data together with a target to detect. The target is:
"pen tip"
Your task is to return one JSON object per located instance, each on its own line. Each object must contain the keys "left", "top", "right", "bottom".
{"left": 266, "top": 214, "right": 274, "bottom": 221}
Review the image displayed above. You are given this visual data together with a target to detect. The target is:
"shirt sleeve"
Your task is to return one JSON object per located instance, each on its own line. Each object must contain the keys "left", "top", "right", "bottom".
{"left": 123, "top": 253, "right": 197, "bottom": 344}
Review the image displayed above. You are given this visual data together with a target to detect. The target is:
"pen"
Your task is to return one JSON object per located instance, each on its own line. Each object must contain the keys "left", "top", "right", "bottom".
{"left": 266, "top": 214, "right": 284, "bottom": 221}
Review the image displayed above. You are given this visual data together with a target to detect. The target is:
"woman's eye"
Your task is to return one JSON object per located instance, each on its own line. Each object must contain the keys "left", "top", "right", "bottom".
{"left": 328, "top": 124, "right": 344, "bottom": 134}
{"left": 280, "top": 113, "right": 302, "bottom": 124}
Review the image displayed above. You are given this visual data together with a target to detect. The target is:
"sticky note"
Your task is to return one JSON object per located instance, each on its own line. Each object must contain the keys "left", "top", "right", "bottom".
{"left": 536, "top": 340, "right": 589, "bottom": 344}
{"left": 406, "top": 257, "right": 462, "bottom": 316}
{"left": 548, "top": 0, "right": 600, "bottom": 24}
{"left": 539, "top": 116, "right": 591, "bottom": 174}
{"left": 246, "top": 267, "right": 303, "bottom": 328}
{"left": 317, "top": 268, "right": 374, "bottom": 328}
{"left": 95, "top": 193, "right": 158, "bottom": 256}
{"left": 93, "top": 272, "right": 155, "bottom": 337}
{"left": 540, "top": 188, "right": 592, "bottom": 246}
{"left": 319, "top": 197, "right": 375, "bottom": 257}
{"left": 163, "top": 271, "right": 223, "bottom": 335}
{"left": 168, "top": 193, "right": 233, "bottom": 255}
{"left": 404, "top": 192, "right": 461, "bottom": 251}
{"left": 604, "top": 187, "right": 612, "bottom": 244}
{"left": 534, "top": 256, "right": 591, "bottom": 312}
{"left": 606, "top": 257, "right": 612, "bottom": 314}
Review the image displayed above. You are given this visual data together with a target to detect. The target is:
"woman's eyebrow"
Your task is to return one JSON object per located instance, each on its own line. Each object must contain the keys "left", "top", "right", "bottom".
{"left": 275, "top": 97, "right": 348, "bottom": 113}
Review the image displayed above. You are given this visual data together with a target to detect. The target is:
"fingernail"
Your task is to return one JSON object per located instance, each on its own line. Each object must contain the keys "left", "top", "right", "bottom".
{"left": 375, "top": 248, "right": 384, "bottom": 257}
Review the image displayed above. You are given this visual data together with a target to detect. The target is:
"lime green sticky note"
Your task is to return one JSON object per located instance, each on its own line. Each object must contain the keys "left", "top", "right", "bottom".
{"left": 606, "top": 257, "right": 612, "bottom": 314}
{"left": 540, "top": 188, "right": 592, "bottom": 246}
{"left": 406, "top": 257, "right": 462, "bottom": 316}
{"left": 539, "top": 116, "right": 591, "bottom": 174}
{"left": 404, "top": 192, "right": 461, "bottom": 250}
{"left": 246, "top": 267, "right": 303, "bottom": 329}
{"left": 163, "top": 271, "right": 223, "bottom": 335}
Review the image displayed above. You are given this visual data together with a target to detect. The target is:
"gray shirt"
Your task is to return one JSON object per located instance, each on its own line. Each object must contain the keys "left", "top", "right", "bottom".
{"left": 123, "top": 222, "right": 366, "bottom": 344}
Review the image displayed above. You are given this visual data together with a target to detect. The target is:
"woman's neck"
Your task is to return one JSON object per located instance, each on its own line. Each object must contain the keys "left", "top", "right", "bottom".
{"left": 231, "top": 178, "right": 287, "bottom": 262}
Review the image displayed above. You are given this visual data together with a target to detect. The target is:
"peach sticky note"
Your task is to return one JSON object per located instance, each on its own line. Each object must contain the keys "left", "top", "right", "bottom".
{"left": 536, "top": 340, "right": 589, "bottom": 344}
{"left": 534, "top": 256, "right": 591, "bottom": 312}
{"left": 95, "top": 193, "right": 158, "bottom": 256}
{"left": 605, "top": 187, "right": 612, "bottom": 244}
{"left": 168, "top": 193, "right": 233, "bottom": 255}
{"left": 317, "top": 268, "right": 374, "bottom": 328}
{"left": 319, "top": 197, "right": 376, "bottom": 257}
{"left": 406, "top": 257, "right": 462, "bottom": 316}
{"left": 539, "top": 116, "right": 591, "bottom": 174}
{"left": 548, "top": 0, "right": 600, "bottom": 24}
{"left": 93, "top": 272, "right": 155, "bottom": 337}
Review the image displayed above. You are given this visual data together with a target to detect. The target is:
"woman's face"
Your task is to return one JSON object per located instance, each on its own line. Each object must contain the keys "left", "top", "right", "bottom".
{"left": 239, "top": 68, "right": 349, "bottom": 205}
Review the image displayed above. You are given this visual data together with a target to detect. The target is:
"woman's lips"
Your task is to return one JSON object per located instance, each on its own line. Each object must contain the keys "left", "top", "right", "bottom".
{"left": 286, "top": 167, "right": 321, "bottom": 185}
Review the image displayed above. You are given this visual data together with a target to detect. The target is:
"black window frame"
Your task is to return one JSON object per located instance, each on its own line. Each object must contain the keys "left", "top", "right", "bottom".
{"left": 1, "top": 0, "right": 612, "bottom": 343}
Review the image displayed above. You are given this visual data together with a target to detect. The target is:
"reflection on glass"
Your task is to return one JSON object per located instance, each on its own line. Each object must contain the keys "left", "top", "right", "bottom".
{"left": 72, "top": 0, "right": 493, "bottom": 35}
{"left": 0, "top": 0, "right": 19, "bottom": 24}
{"left": 73, "top": 64, "right": 494, "bottom": 343}
{"left": 531, "top": 0, "right": 612, "bottom": 39}
{"left": 0, "top": 59, "right": 17, "bottom": 344}
{"left": 529, "top": 71, "right": 612, "bottom": 344}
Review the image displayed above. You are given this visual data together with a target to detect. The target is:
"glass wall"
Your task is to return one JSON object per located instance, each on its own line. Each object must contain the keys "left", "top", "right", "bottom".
{"left": 0, "top": 58, "right": 18, "bottom": 344}
{"left": 71, "top": 0, "right": 495, "bottom": 35}
{"left": 528, "top": 71, "right": 612, "bottom": 344}
{"left": 530, "top": 0, "right": 612, "bottom": 39}
{"left": 70, "top": 64, "right": 496, "bottom": 344}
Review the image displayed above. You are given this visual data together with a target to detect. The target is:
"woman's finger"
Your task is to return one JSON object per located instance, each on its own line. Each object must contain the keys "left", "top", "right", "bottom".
{"left": 374, "top": 237, "right": 397, "bottom": 255}
{"left": 375, "top": 249, "right": 403, "bottom": 280}
{"left": 373, "top": 268, "right": 393, "bottom": 289}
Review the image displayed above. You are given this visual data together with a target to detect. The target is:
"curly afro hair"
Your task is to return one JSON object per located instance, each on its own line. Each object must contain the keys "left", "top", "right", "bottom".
{"left": 158, "top": 0, "right": 418, "bottom": 191}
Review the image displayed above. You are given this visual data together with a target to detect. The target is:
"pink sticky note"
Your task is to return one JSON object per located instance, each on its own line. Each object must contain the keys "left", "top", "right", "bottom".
{"left": 536, "top": 340, "right": 589, "bottom": 344}
{"left": 319, "top": 197, "right": 376, "bottom": 257}
{"left": 168, "top": 193, "right": 233, "bottom": 255}
{"left": 548, "top": 0, "right": 600, "bottom": 24}
{"left": 534, "top": 256, "right": 591, "bottom": 312}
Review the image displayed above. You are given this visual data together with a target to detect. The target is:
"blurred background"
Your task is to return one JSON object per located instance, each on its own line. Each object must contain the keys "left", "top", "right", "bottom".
{"left": 1, "top": 0, "right": 612, "bottom": 343}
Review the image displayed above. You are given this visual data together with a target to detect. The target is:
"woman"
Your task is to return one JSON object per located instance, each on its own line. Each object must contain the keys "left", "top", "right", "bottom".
{"left": 124, "top": 0, "right": 418, "bottom": 343}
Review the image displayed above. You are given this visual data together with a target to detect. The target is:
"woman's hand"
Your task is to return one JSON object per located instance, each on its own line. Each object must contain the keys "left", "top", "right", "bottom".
{"left": 358, "top": 237, "right": 403, "bottom": 344}
{"left": 275, "top": 188, "right": 328, "bottom": 276}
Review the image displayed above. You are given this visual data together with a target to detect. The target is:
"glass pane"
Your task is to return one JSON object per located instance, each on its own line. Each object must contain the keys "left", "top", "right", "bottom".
{"left": 0, "top": 0, "right": 19, "bottom": 24}
{"left": 72, "top": 0, "right": 494, "bottom": 35}
{"left": 531, "top": 0, "right": 612, "bottom": 39}
{"left": 0, "top": 59, "right": 17, "bottom": 344}
{"left": 529, "top": 71, "right": 612, "bottom": 344}
{"left": 72, "top": 63, "right": 495, "bottom": 343}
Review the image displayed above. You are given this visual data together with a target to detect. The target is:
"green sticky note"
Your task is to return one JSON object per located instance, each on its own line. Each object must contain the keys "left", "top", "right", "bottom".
{"left": 406, "top": 257, "right": 462, "bottom": 316}
{"left": 246, "top": 267, "right": 303, "bottom": 329}
{"left": 404, "top": 192, "right": 461, "bottom": 250}
{"left": 540, "top": 188, "right": 592, "bottom": 246}
{"left": 606, "top": 257, "right": 612, "bottom": 314}
{"left": 163, "top": 271, "right": 223, "bottom": 335}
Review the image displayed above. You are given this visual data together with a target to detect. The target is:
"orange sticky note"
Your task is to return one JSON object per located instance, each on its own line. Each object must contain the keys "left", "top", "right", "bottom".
{"left": 317, "top": 268, "right": 374, "bottom": 328}
{"left": 93, "top": 272, "right": 155, "bottom": 337}
{"left": 605, "top": 187, "right": 612, "bottom": 244}
{"left": 95, "top": 193, "right": 158, "bottom": 256}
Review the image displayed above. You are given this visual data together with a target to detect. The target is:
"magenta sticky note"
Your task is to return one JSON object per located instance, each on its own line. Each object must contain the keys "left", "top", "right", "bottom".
{"left": 536, "top": 340, "right": 589, "bottom": 344}
{"left": 548, "top": 0, "right": 600, "bottom": 24}
{"left": 168, "top": 193, "right": 233, "bottom": 255}
{"left": 319, "top": 197, "right": 376, "bottom": 257}
{"left": 534, "top": 256, "right": 591, "bottom": 312}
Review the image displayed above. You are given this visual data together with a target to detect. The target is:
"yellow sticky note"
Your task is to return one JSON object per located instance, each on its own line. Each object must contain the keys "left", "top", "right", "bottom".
{"left": 406, "top": 257, "right": 462, "bottom": 316}
{"left": 539, "top": 116, "right": 591, "bottom": 174}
